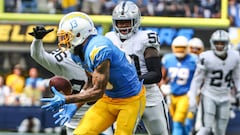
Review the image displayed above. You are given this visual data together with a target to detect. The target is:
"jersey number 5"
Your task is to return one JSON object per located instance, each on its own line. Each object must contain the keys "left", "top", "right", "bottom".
{"left": 148, "top": 33, "right": 160, "bottom": 44}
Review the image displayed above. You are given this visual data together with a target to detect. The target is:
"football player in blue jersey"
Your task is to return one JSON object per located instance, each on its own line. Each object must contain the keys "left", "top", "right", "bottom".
{"left": 159, "top": 36, "right": 198, "bottom": 135}
{"left": 29, "top": 25, "right": 114, "bottom": 135}
{"left": 40, "top": 12, "right": 146, "bottom": 135}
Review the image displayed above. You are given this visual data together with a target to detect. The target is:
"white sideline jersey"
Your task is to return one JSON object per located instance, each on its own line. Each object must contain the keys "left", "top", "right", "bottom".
{"left": 189, "top": 50, "right": 240, "bottom": 102}
{"left": 105, "top": 30, "right": 163, "bottom": 106}
{"left": 30, "top": 39, "right": 88, "bottom": 128}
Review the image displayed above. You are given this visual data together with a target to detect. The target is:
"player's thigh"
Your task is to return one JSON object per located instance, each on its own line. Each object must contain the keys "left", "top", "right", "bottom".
{"left": 142, "top": 101, "right": 170, "bottom": 135}
{"left": 217, "top": 101, "right": 231, "bottom": 119}
{"left": 173, "top": 95, "right": 189, "bottom": 123}
{"left": 73, "top": 100, "right": 115, "bottom": 135}
{"left": 201, "top": 95, "right": 216, "bottom": 127}
{"left": 114, "top": 95, "right": 146, "bottom": 135}
{"left": 169, "top": 95, "right": 177, "bottom": 117}
{"left": 202, "top": 95, "right": 216, "bottom": 115}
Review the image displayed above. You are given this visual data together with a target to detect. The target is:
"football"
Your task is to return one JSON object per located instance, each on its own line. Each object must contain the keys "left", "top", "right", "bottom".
{"left": 49, "top": 76, "right": 72, "bottom": 95}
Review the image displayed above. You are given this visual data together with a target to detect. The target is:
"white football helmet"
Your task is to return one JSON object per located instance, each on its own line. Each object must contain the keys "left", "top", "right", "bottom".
{"left": 210, "top": 30, "right": 229, "bottom": 57}
{"left": 57, "top": 12, "right": 97, "bottom": 53}
{"left": 112, "top": 1, "right": 141, "bottom": 39}
{"left": 171, "top": 36, "right": 189, "bottom": 58}
{"left": 188, "top": 37, "right": 204, "bottom": 55}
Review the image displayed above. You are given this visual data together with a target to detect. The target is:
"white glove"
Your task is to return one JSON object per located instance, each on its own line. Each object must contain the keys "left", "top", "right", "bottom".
{"left": 160, "top": 84, "right": 171, "bottom": 95}
{"left": 188, "top": 93, "right": 197, "bottom": 113}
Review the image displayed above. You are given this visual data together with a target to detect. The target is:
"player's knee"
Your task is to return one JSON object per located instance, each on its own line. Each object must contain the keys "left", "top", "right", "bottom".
{"left": 187, "top": 111, "right": 194, "bottom": 119}
{"left": 173, "top": 112, "right": 187, "bottom": 123}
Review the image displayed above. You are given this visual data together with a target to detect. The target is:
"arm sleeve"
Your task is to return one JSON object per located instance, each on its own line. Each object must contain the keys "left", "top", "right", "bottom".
{"left": 187, "top": 57, "right": 206, "bottom": 102}
{"left": 139, "top": 56, "right": 162, "bottom": 84}
{"left": 30, "top": 39, "right": 62, "bottom": 74}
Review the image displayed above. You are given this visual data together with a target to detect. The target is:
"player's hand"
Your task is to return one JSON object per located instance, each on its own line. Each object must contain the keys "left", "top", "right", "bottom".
{"left": 41, "top": 86, "right": 66, "bottom": 112}
{"left": 160, "top": 84, "right": 171, "bottom": 96}
{"left": 188, "top": 96, "right": 197, "bottom": 113}
{"left": 53, "top": 103, "right": 77, "bottom": 126}
{"left": 28, "top": 25, "right": 54, "bottom": 39}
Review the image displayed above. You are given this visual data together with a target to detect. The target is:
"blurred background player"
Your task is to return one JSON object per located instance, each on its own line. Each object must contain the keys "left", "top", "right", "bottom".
{"left": 186, "top": 37, "right": 205, "bottom": 134}
{"left": 29, "top": 25, "right": 113, "bottom": 135}
{"left": 159, "top": 36, "right": 198, "bottom": 135}
{"left": 188, "top": 37, "right": 205, "bottom": 56}
{"left": 0, "top": 75, "right": 11, "bottom": 105}
{"left": 18, "top": 116, "right": 41, "bottom": 133}
{"left": 6, "top": 64, "right": 25, "bottom": 95}
{"left": 105, "top": 1, "right": 170, "bottom": 135}
{"left": 6, "top": 64, "right": 26, "bottom": 106}
{"left": 24, "top": 67, "right": 43, "bottom": 106}
{"left": 188, "top": 30, "right": 240, "bottom": 135}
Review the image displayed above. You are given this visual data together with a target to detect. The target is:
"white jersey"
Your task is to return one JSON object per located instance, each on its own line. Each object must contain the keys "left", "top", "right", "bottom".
{"left": 30, "top": 39, "right": 88, "bottom": 128}
{"left": 105, "top": 30, "right": 163, "bottom": 106}
{"left": 189, "top": 50, "right": 240, "bottom": 102}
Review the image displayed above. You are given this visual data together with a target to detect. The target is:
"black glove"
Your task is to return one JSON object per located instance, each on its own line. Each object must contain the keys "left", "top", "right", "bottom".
{"left": 28, "top": 25, "right": 54, "bottom": 39}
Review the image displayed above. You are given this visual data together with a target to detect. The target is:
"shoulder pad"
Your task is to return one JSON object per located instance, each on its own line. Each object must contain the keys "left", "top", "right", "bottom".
{"left": 141, "top": 30, "right": 160, "bottom": 52}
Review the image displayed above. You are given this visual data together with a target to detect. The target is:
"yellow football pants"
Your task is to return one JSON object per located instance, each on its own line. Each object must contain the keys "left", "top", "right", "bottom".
{"left": 73, "top": 86, "right": 146, "bottom": 135}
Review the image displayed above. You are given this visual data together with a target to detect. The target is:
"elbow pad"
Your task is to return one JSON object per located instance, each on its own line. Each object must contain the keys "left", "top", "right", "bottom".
{"left": 139, "top": 56, "right": 162, "bottom": 84}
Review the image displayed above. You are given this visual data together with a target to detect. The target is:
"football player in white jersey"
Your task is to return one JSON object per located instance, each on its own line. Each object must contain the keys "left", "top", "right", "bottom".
{"left": 29, "top": 25, "right": 114, "bottom": 135}
{"left": 188, "top": 30, "right": 240, "bottom": 135}
{"left": 105, "top": 1, "right": 170, "bottom": 135}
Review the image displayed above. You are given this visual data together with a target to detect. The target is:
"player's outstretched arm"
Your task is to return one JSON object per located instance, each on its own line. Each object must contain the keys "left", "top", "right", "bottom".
{"left": 65, "top": 60, "right": 110, "bottom": 104}
{"left": 28, "top": 25, "right": 53, "bottom": 39}
{"left": 29, "top": 25, "right": 65, "bottom": 75}
{"left": 41, "top": 60, "right": 110, "bottom": 109}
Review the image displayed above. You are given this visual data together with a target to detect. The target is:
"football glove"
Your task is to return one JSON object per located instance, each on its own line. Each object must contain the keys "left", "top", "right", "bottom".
{"left": 28, "top": 25, "right": 53, "bottom": 39}
{"left": 188, "top": 95, "right": 197, "bottom": 113}
{"left": 41, "top": 86, "right": 66, "bottom": 112}
{"left": 53, "top": 103, "right": 77, "bottom": 126}
{"left": 160, "top": 84, "right": 171, "bottom": 95}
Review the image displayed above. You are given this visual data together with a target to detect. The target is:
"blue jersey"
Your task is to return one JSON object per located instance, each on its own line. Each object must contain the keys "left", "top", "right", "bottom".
{"left": 162, "top": 53, "right": 197, "bottom": 95}
{"left": 72, "top": 35, "right": 142, "bottom": 98}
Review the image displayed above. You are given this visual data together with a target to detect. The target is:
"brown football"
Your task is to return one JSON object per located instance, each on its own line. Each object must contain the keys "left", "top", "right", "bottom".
{"left": 49, "top": 76, "right": 72, "bottom": 95}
